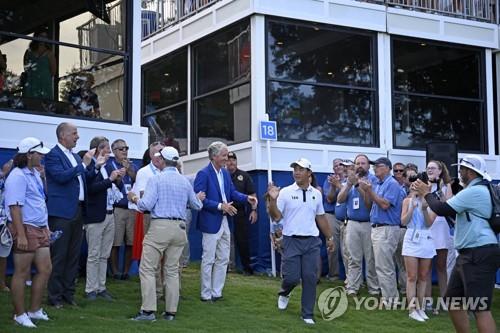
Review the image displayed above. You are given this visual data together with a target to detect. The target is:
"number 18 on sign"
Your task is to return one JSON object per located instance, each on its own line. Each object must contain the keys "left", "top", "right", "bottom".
{"left": 260, "top": 121, "right": 277, "bottom": 141}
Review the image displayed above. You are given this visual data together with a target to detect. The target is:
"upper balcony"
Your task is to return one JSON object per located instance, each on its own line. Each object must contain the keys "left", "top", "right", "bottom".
{"left": 141, "top": 0, "right": 497, "bottom": 40}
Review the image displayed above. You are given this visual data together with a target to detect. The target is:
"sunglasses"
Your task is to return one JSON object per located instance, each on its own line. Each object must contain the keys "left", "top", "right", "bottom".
{"left": 393, "top": 169, "right": 404, "bottom": 173}
{"left": 114, "top": 146, "right": 129, "bottom": 152}
{"left": 28, "top": 141, "right": 44, "bottom": 153}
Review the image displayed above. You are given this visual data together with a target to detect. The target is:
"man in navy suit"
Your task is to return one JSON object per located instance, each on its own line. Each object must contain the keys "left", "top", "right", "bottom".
{"left": 45, "top": 122, "right": 97, "bottom": 308}
{"left": 194, "top": 141, "right": 257, "bottom": 302}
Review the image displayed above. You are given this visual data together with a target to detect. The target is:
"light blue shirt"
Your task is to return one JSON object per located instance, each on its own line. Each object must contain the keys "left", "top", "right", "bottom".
{"left": 322, "top": 178, "right": 336, "bottom": 213}
{"left": 137, "top": 167, "right": 203, "bottom": 219}
{"left": 370, "top": 174, "right": 404, "bottom": 225}
{"left": 447, "top": 177, "right": 497, "bottom": 249}
{"left": 4, "top": 167, "right": 48, "bottom": 227}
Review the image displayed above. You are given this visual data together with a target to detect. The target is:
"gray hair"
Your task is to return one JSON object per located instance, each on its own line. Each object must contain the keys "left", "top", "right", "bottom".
{"left": 165, "top": 160, "right": 177, "bottom": 167}
{"left": 89, "top": 136, "right": 109, "bottom": 150}
{"left": 111, "top": 139, "right": 126, "bottom": 150}
{"left": 207, "top": 141, "right": 227, "bottom": 160}
{"left": 56, "top": 122, "right": 73, "bottom": 140}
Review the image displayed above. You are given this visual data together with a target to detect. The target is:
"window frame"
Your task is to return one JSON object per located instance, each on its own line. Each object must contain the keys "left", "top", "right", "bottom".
{"left": 190, "top": 19, "right": 252, "bottom": 153}
{"left": 0, "top": 0, "right": 132, "bottom": 124}
{"left": 264, "top": 16, "right": 379, "bottom": 147}
{"left": 390, "top": 36, "right": 487, "bottom": 153}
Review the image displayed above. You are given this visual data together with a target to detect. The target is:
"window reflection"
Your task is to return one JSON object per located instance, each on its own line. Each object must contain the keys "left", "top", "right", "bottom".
{"left": 392, "top": 39, "right": 485, "bottom": 152}
{"left": 268, "top": 21, "right": 374, "bottom": 87}
{"left": 268, "top": 82, "right": 375, "bottom": 145}
{"left": 196, "top": 83, "right": 250, "bottom": 151}
{"left": 394, "top": 94, "right": 482, "bottom": 151}
{"left": 0, "top": 0, "right": 128, "bottom": 122}
{"left": 143, "top": 49, "right": 187, "bottom": 113}
{"left": 144, "top": 104, "right": 187, "bottom": 155}
{"left": 194, "top": 22, "right": 250, "bottom": 95}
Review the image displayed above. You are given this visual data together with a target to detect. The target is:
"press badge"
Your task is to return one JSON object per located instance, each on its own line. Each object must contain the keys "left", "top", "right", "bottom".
{"left": 353, "top": 197, "right": 360, "bottom": 210}
{"left": 125, "top": 184, "right": 132, "bottom": 193}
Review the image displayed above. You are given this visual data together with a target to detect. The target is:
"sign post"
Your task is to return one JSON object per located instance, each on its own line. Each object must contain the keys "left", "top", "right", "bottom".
{"left": 259, "top": 120, "right": 277, "bottom": 277}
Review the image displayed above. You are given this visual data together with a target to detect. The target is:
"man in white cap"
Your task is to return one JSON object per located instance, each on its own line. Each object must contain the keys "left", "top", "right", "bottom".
{"left": 4, "top": 137, "right": 51, "bottom": 328}
{"left": 128, "top": 146, "right": 205, "bottom": 321}
{"left": 268, "top": 158, "right": 334, "bottom": 325}
{"left": 413, "top": 154, "right": 500, "bottom": 333}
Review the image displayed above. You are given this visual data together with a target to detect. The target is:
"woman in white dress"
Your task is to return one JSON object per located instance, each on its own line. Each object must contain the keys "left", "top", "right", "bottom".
{"left": 401, "top": 182, "right": 436, "bottom": 322}
{"left": 425, "top": 160, "right": 453, "bottom": 309}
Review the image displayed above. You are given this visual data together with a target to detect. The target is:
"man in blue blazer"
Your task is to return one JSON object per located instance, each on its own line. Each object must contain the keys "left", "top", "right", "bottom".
{"left": 45, "top": 122, "right": 97, "bottom": 308}
{"left": 194, "top": 141, "right": 257, "bottom": 301}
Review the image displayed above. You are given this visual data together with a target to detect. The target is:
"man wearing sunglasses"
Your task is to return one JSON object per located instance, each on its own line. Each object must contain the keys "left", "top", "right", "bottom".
{"left": 45, "top": 122, "right": 97, "bottom": 309}
{"left": 413, "top": 155, "right": 499, "bottom": 333}
{"left": 106, "top": 139, "right": 137, "bottom": 280}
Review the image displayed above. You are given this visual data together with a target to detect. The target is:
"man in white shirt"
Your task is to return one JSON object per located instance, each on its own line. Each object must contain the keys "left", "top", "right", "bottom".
{"left": 268, "top": 158, "right": 334, "bottom": 325}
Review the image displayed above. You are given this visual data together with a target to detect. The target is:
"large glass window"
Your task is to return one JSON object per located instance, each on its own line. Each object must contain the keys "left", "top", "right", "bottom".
{"left": 266, "top": 19, "right": 377, "bottom": 146}
{"left": 0, "top": 0, "right": 129, "bottom": 122}
{"left": 193, "top": 20, "right": 250, "bottom": 152}
{"left": 392, "top": 39, "right": 485, "bottom": 152}
{"left": 142, "top": 49, "right": 188, "bottom": 154}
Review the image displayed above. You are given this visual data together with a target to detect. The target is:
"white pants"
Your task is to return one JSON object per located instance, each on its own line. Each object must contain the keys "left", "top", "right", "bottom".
{"left": 201, "top": 217, "right": 230, "bottom": 300}
{"left": 85, "top": 214, "right": 115, "bottom": 293}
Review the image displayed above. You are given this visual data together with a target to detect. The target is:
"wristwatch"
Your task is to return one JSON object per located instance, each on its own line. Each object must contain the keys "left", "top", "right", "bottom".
{"left": 327, "top": 236, "right": 334, "bottom": 242}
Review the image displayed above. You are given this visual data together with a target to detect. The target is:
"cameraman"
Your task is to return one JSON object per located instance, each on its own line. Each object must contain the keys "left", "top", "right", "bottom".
{"left": 412, "top": 154, "right": 499, "bottom": 333}
{"left": 338, "top": 154, "right": 379, "bottom": 296}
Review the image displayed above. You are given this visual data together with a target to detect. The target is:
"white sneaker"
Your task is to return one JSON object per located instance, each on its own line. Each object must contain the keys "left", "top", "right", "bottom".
{"left": 302, "top": 318, "right": 315, "bottom": 325}
{"left": 417, "top": 309, "right": 429, "bottom": 320}
{"left": 28, "top": 308, "right": 50, "bottom": 321}
{"left": 14, "top": 313, "right": 37, "bottom": 328}
{"left": 409, "top": 310, "right": 425, "bottom": 322}
{"left": 277, "top": 294, "right": 290, "bottom": 310}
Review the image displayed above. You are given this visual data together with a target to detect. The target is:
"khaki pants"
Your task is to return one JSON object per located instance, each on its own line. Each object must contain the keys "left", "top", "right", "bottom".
{"left": 371, "top": 225, "right": 400, "bottom": 300}
{"left": 139, "top": 219, "right": 187, "bottom": 313}
{"left": 85, "top": 214, "right": 115, "bottom": 293}
{"left": 201, "top": 217, "right": 230, "bottom": 300}
{"left": 326, "top": 213, "right": 350, "bottom": 279}
{"left": 394, "top": 228, "right": 407, "bottom": 293}
{"left": 346, "top": 221, "right": 379, "bottom": 293}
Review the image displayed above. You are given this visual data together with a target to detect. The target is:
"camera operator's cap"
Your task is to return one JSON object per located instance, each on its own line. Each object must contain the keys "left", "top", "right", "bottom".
{"left": 154, "top": 146, "right": 179, "bottom": 161}
{"left": 340, "top": 159, "right": 354, "bottom": 166}
{"left": 17, "top": 137, "right": 50, "bottom": 154}
{"left": 290, "top": 158, "right": 312, "bottom": 171}
{"left": 452, "top": 154, "right": 491, "bottom": 181}
{"left": 228, "top": 151, "right": 237, "bottom": 160}
{"left": 370, "top": 157, "right": 392, "bottom": 169}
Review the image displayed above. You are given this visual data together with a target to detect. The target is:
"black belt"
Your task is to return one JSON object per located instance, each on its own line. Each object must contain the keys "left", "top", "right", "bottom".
{"left": 106, "top": 210, "right": 113, "bottom": 214}
{"left": 291, "top": 235, "right": 314, "bottom": 239}
{"left": 153, "top": 217, "right": 185, "bottom": 221}
{"left": 143, "top": 211, "right": 151, "bottom": 215}
{"left": 78, "top": 201, "right": 85, "bottom": 207}
{"left": 372, "top": 223, "right": 390, "bottom": 228}
{"left": 400, "top": 225, "right": 407, "bottom": 229}
{"left": 458, "top": 243, "right": 498, "bottom": 254}
{"left": 325, "top": 211, "right": 335, "bottom": 214}
{"left": 349, "top": 219, "right": 369, "bottom": 223}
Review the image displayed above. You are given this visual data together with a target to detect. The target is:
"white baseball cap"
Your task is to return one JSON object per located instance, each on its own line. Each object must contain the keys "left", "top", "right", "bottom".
{"left": 452, "top": 154, "right": 491, "bottom": 181}
{"left": 290, "top": 158, "right": 312, "bottom": 171}
{"left": 17, "top": 137, "right": 50, "bottom": 154}
{"left": 154, "top": 146, "right": 179, "bottom": 161}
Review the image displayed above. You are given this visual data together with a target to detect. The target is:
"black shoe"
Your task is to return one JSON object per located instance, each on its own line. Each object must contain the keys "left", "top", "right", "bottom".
{"left": 163, "top": 312, "right": 175, "bottom": 321}
{"left": 50, "top": 301, "right": 64, "bottom": 309}
{"left": 63, "top": 299, "right": 78, "bottom": 306}
{"left": 243, "top": 269, "right": 254, "bottom": 276}
{"left": 86, "top": 291, "right": 97, "bottom": 300}
{"left": 121, "top": 273, "right": 129, "bottom": 280}
{"left": 200, "top": 297, "right": 212, "bottom": 303}
{"left": 212, "top": 296, "right": 223, "bottom": 302}
{"left": 97, "top": 290, "right": 114, "bottom": 301}
{"left": 113, "top": 274, "right": 121, "bottom": 280}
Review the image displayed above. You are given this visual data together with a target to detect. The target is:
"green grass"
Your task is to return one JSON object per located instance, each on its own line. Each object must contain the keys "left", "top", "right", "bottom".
{"left": 0, "top": 265, "right": 498, "bottom": 332}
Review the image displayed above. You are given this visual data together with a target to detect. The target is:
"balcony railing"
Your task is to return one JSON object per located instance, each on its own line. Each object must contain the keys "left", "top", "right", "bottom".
{"left": 140, "top": 0, "right": 497, "bottom": 40}
{"left": 141, "top": 0, "right": 219, "bottom": 39}
{"left": 384, "top": 0, "right": 496, "bottom": 22}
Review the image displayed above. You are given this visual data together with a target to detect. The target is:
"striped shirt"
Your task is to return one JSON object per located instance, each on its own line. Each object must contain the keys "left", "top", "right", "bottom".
{"left": 136, "top": 167, "right": 202, "bottom": 219}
